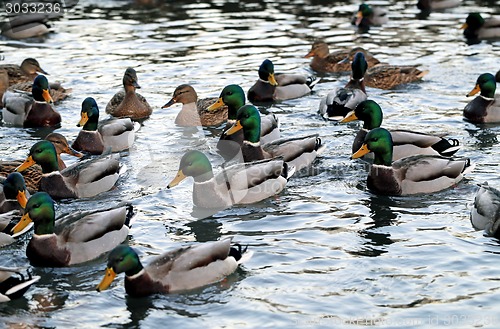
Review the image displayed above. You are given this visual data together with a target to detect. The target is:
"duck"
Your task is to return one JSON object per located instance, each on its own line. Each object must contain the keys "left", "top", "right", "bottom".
{"left": 464, "top": 73, "right": 500, "bottom": 123}
{"left": 16, "top": 140, "right": 121, "bottom": 199}
{"left": 365, "top": 63, "right": 428, "bottom": 90}
{"left": 305, "top": 42, "right": 381, "bottom": 74}
{"left": 106, "top": 68, "right": 153, "bottom": 120}
{"left": 461, "top": 13, "right": 500, "bottom": 41}
{"left": 0, "top": 12, "right": 62, "bottom": 39}
{"left": 167, "top": 150, "right": 292, "bottom": 209}
{"left": 319, "top": 51, "right": 368, "bottom": 121}
{"left": 96, "top": 237, "right": 251, "bottom": 297}
{"left": 417, "top": 0, "right": 460, "bottom": 12}
{"left": 208, "top": 84, "right": 280, "bottom": 160}
{"left": 161, "top": 84, "right": 228, "bottom": 127}
{"left": 470, "top": 182, "right": 500, "bottom": 237}
{"left": 11, "top": 192, "right": 134, "bottom": 267}
{"left": 72, "top": 97, "right": 136, "bottom": 154}
{"left": 340, "top": 100, "right": 461, "bottom": 160}
{"left": 247, "top": 59, "right": 315, "bottom": 103}
{"left": 2, "top": 75, "right": 61, "bottom": 128}
{"left": 226, "top": 105, "right": 325, "bottom": 172}
{"left": 351, "top": 127, "right": 473, "bottom": 196}
{"left": 0, "top": 266, "right": 40, "bottom": 302}
{"left": 0, "top": 172, "right": 29, "bottom": 213}
{"left": 0, "top": 133, "right": 83, "bottom": 193}
{"left": 352, "top": 3, "right": 388, "bottom": 30}
{"left": 496, "top": 70, "right": 500, "bottom": 83}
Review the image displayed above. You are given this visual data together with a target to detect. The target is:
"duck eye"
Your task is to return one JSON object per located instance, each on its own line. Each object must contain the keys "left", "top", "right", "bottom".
{"left": 188, "top": 162, "right": 193, "bottom": 166}
{"left": 36, "top": 149, "right": 43, "bottom": 153}
{"left": 227, "top": 91, "right": 232, "bottom": 96}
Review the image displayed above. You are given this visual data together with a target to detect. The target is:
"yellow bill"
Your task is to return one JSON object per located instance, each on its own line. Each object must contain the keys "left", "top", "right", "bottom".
{"left": 17, "top": 190, "right": 28, "bottom": 209}
{"left": 207, "top": 98, "right": 225, "bottom": 112}
{"left": 78, "top": 112, "right": 89, "bottom": 127}
{"left": 11, "top": 212, "right": 32, "bottom": 234}
{"left": 339, "top": 111, "right": 358, "bottom": 123}
{"left": 167, "top": 170, "right": 187, "bottom": 188}
{"left": 466, "top": 84, "right": 480, "bottom": 97}
{"left": 268, "top": 73, "right": 278, "bottom": 86}
{"left": 225, "top": 120, "right": 243, "bottom": 136}
{"left": 96, "top": 267, "right": 116, "bottom": 292}
{"left": 16, "top": 156, "right": 36, "bottom": 172}
{"left": 351, "top": 144, "right": 371, "bottom": 159}
{"left": 42, "top": 89, "right": 54, "bottom": 104}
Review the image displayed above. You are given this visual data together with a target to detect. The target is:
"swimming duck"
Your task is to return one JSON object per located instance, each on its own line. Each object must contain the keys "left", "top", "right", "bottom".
{"left": 161, "top": 84, "right": 228, "bottom": 127}
{"left": 417, "top": 0, "right": 460, "bottom": 12}
{"left": 106, "top": 68, "right": 153, "bottom": 120}
{"left": 304, "top": 42, "right": 381, "bottom": 73}
{"left": 97, "top": 237, "right": 251, "bottom": 297}
{"left": 0, "top": 266, "right": 40, "bottom": 302}
{"left": 16, "top": 140, "right": 121, "bottom": 199}
{"left": 72, "top": 97, "right": 136, "bottom": 154}
{"left": 208, "top": 84, "right": 280, "bottom": 159}
{"left": 319, "top": 51, "right": 368, "bottom": 120}
{"left": 340, "top": 100, "right": 460, "bottom": 160}
{"left": 11, "top": 192, "right": 134, "bottom": 267}
{"left": 227, "top": 105, "right": 324, "bottom": 172}
{"left": 0, "top": 12, "right": 62, "bottom": 40}
{"left": 2, "top": 75, "right": 61, "bottom": 127}
{"left": 167, "top": 150, "right": 292, "bottom": 209}
{"left": 365, "top": 64, "right": 428, "bottom": 90}
{"left": 352, "top": 3, "right": 388, "bottom": 30}
{"left": 470, "top": 182, "right": 500, "bottom": 237}
{"left": 461, "top": 13, "right": 500, "bottom": 41}
{"left": 464, "top": 73, "right": 500, "bottom": 123}
{"left": 247, "top": 59, "right": 315, "bottom": 103}
{"left": 351, "top": 128, "right": 473, "bottom": 196}
{"left": 0, "top": 172, "right": 29, "bottom": 213}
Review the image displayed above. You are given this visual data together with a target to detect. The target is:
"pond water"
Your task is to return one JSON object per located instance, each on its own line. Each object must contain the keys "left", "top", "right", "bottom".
{"left": 1, "top": 0, "right": 500, "bottom": 328}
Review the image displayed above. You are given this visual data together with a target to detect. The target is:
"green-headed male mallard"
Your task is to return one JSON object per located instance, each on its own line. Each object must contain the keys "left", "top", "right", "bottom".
{"left": 351, "top": 128, "right": 473, "bottom": 196}
{"left": 352, "top": 3, "right": 388, "bottom": 30}
{"left": 319, "top": 51, "right": 368, "bottom": 120}
{"left": 305, "top": 42, "right": 381, "bottom": 73}
{"left": 11, "top": 192, "right": 134, "bottom": 267}
{"left": 340, "top": 100, "right": 460, "bottom": 160}
{"left": 470, "top": 182, "right": 500, "bottom": 237}
{"left": 167, "top": 150, "right": 292, "bottom": 209}
{"left": 227, "top": 105, "right": 324, "bottom": 172}
{"left": 162, "top": 84, "right": 228, "bottom": 127}
{"left": 248, "top": 59, "right": 315, "bottom": 103}
{"left": 461, "top": 13, "right": 500, "bottom": 41}
{"left": 16, "top": 140, "right": 121, "bottom": 199}
{"left": 2, "top": 75, "right": 61, "bottom": 128}
{"left": 73, "top": 97, "right": 136, "bottom": 154}
{"left": 0, "top": 172, "right": 29, "bottom": 213}
{"left": 106, "top": 68, "right": 153, "bottom": 120}
{"left": 97, "top": 237, "right": 251, "bottom": 297}
{"left": 208, "top": 84, "right": 280, "bottom": 160}
{"left": 0, "top": 266, "right": 40, "bottom": 302}
{"left": 464, "top": 73, "right": 500, "bottom": 123}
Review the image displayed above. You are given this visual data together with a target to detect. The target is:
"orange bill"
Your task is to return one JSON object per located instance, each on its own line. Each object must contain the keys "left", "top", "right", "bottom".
{"left": 16, "top": 156, "right": 36, "bottom": 172}
{"left": 11, "top": 212, "right": 32, "bottom": 234}
{"left": 207, "top": 98, "right": 225, "bottom": 111}
{"left": 466, "top": 84, "right": 480, "bottom": 97}
{"left": 225, "top": 120, "right": 243, "bottom": 135}
{"left": 96, "top": 267, "right": 117, "bottom": 292}
{"left": 268, "top": 73, "right": 278, "bottom": 86}
{"left": 16, "top": 190, "right": 28, "bottom": 209}
{"left": 167, "top": 170, "right": 187, "bottom": 188}
{"left": 42, "top": 89, "right": 54, "bottom": 104}
{"left": 77, "top": 112, "right": 89, "bottom": 127}
{"left": 339, "top": 111, "right": 358, "bottom": 123}
{"left": 351, "top": 144, "right": 371, "bottom": 159}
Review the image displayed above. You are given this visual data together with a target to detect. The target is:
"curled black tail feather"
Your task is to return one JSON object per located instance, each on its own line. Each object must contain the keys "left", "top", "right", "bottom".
{"left": 229, "top": 244, "right": 248, "bottom": 262}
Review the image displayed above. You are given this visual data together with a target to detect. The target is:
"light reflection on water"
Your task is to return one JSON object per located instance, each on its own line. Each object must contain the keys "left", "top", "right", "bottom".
{"left": 1, "top": 0, "right": 500, "bottom": 327}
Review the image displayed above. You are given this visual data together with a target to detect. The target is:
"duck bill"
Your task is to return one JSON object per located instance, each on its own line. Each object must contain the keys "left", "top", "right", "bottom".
{"left": 77, "top": 112, "right": 89, "bottom": 127}
{"left": 304, "top": 50, "right": 315, "bottom": 58}
{"left": 42, "top": 89, "right": 54, "bottom": 104}
{"left": 167, "top": 170, "right": 187, "bottom": 188}
{"left": 207, "top": 98, "right": 225, "bottom": 111}
{"left": 339, "top": 111, "right": 358, "bottom": 123}
{"left": 161, "top": 98, "right": 176, "bottom": 109}
{"left": 355, "top": 12, "right": 363, "bottom": 26}
{"left": 460, "top": 23, "right": 468, "bottom": 30}
{"left": 37, "top": 67, "right": 49, "bottom": 75}
{"left": 466, "top": 84, "right": 480, "bottom": 97}
{"left": 16, "top": 156, "right": 36, "bottom": 172}
{"left": 11, "top": 212, "right": 32, "bottom": 234}
{"left": 16, "top": 190, "right": 28, "bottom": 209}
{"left": 132, "top": 81, "right": 141, "bottom": 89}
{"left": 225, "top": 120, "right": 243, "bottom": 136}
{"left": 96, "top": 267, "right": 116, "bottom": 292}
{"left": 66, "top": 146, "right": 84, "bottom": 158}
{"left": 268, "top": 73, "right": 278, "bottom": 86}
{"left": 351, "top": 144, "right": 371, "bottom": 159}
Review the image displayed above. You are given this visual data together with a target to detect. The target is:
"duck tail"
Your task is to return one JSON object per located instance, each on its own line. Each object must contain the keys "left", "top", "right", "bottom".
{"left": 462, "top": 158, "right": 475, "bottom": 175}
{"left": 229, "top": 244, "right": 253, "bottom": 264}
{"left": 124, "top": 204, "right": 136, "bottom": 228}
{"left": 1, "top": 269, "right": 40, "bottom": 300}
{"left": 284, "top": 162, "right": 296, "bottom": 180}
{"left": 306, "top": 75, "right": 319, "bottom": 90}
{"left": 315, "top": 137, "right": 327, "bottom": 155}
{"left": 432, "top": 138, "right": 461, "bottom": 157}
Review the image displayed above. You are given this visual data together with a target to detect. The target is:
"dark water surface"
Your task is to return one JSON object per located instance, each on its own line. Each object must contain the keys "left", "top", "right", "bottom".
{"left": 1, "top": 0, "right": 499, "bottom": 328}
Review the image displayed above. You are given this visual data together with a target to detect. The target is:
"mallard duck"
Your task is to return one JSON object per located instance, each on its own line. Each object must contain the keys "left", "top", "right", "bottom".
{"left": 470, "top": 182, "right": 500, "bottom": 237}
{"left": 2, "top": 75, "right": 61, "bottom": 128}
{"left": 304, "top": 42, "right": 380, "bottom": 73}
{"left": 461, "top": 13, "right": 500, "bottom": 41}
{"left": 0, "top": 266, "right": 40, "bottom": 302}
{"left": 365, "top": 63, "right": 428, "bottom": 90}
{"left": 352, "top": 3, "right": 388, "bottom": 30}
{"left": 417, "top": 0, "right": 460, "bottom": 12}
{"left": 208, "top": 84, "right": 280, "bottom": 160}
{"left": 0, "top": 12, "right": 62, "bottom": 39}
{"left": 97, "top": 237, "right": 251, "bottom": 296}
{"left": 0, "top": 133, "right": 83, "bottom": 193}
{"left": 11, "top": 192, "right": 134, "bottom": 267}
{"left": 247, "top": 59, "right": 315, "bottom": 103}
{"left": 226, "top": 105, "right": 324, "bottom": 172}
{"left": 319, "top": 51, "right": 368, "bottom": 120}
{"left": 464, "top": 73, "right": 500, "bottom": 123}
{"left": 340, "top": 100, "right": 460, "bottom": 160}
{"left": 0, "top": 172, "right": 29, "bottom": 213}
{"left": 161, "top": 84, "right": 228, "bottom": 127}
{"left": 16, "top": 140, "right": 121, "bottom": 199}
{"left": 167, "top": 150, "right": 292, "bottom": 209}
{"left": 351, "top": 128, "right": 473, "bottom": 196}
{"left": 72, "top": 97, "right": 136, "bottom": 154}
{"left": 106, "top": 68, "right": 153, "bottom": 120}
